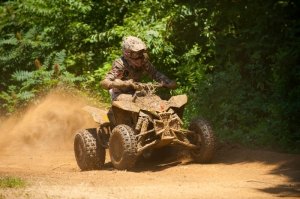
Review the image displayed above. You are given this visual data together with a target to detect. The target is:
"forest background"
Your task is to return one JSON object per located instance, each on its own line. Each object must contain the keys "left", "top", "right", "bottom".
{"left": 0, "top": 0, "right": 299, "bottom": 152}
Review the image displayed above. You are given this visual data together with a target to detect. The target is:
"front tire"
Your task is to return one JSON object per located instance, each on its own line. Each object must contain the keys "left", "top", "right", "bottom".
{"left": 109, "top": 125, "right": 137, "bottom": 170}
{"left": 188, "top": 119, "right": 215, "bottom": 163}
{"left": 74, "top": 129, "right": 106, "bottom": 170}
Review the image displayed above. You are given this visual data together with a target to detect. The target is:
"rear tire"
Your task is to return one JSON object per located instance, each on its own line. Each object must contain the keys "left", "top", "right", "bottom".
{"left": 109, "top": 125, "right": 137, "bottom": 170}
{"left": 188, "top": 119, "right": 215, "bottom": 163}
{"left": 74, "top": 129, "right": 105, "bottom": 170}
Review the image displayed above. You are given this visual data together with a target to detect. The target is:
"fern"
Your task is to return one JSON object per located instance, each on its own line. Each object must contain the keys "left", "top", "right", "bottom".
{"left": 0, "top": 37, "right": 18, "bottom": 46}
{"left": 53, "top": 50, "right": 67, "bottom": 69}
{"left": 43, "top": 52, "right": 56, "bottom": 68}
{"left": 0, "top": 50, "right": 19, "bottom": 62}
{"left": 0, "top": 91, "right": 12, "bottom": 107}
{"left": 17, "top": 91, "right": 35, "bottom": 101}
{"left": 60, "top": 71, "right": 84, "bottom": 84}
{"left": 12, "top": 70, "right": 34, "bottom": 81}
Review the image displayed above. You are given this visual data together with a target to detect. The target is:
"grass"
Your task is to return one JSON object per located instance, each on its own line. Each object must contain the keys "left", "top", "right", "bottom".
{"left": 0, "top": 177, "right": 26, "bottom": 189}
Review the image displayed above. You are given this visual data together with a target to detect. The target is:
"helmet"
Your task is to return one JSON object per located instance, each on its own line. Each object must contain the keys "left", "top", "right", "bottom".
{"left": 122, "top": 36, "right": 147, "bottom": 60}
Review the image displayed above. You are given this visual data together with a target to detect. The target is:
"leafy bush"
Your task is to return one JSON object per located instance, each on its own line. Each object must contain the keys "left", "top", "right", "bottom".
{"left": 0, "top": 50, "right": 84, "bottom": 114}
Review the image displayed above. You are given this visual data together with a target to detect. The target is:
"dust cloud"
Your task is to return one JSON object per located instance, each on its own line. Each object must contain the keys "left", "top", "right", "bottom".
{"left": 0, "top": 90, "right": 101, "bottom": 154}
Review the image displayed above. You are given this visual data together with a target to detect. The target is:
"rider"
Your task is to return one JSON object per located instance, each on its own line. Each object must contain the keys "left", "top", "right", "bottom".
{"left": 101, "top": 36, "right": 177, "bottom": 100}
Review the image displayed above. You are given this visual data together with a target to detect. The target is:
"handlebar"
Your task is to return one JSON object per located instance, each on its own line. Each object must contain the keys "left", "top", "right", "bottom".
{"left": 132, "top": 82, "right": 162, "bottom": 90}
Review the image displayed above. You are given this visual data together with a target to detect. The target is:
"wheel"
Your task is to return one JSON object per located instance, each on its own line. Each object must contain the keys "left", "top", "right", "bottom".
{"left": 74, "top": 128, "right": 106, "bottom": 170}
{"left": 109, "top": 125, "right": 137, "bottom": 170}
{"left": 188, "top": 119, "right": 215, "bottom": 163}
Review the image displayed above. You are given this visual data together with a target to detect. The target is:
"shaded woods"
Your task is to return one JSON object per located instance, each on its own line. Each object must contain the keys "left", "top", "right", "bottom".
{"left": 0, "top": 0, "right": 299, "bottom": 151}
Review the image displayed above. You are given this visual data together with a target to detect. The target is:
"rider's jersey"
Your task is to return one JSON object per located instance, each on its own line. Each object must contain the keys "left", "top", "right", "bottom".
{"left": 104, "top": 56, "right": 172, "bottom": 100}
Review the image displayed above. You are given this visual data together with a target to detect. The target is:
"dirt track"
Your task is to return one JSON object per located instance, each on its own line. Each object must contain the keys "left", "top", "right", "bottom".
{"left": 0, "top": 146, "right": 300, "bottom": 199}
{"left": 0, "top": 91, "right": 299, "bottom": 199}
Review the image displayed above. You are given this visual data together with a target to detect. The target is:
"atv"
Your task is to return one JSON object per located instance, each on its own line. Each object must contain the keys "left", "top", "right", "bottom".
{"left": 74, "top": 82, "right": 215, "bottom": 170}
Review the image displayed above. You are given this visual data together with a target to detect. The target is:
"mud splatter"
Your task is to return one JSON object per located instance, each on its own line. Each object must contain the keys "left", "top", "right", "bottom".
{"left": 0, "top": 90, "right": 102, "bottom": 153}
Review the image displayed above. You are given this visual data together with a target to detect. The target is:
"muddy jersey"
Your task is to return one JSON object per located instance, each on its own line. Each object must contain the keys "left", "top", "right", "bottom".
{"left": 104, "top": 56, "right": 172, "bottom": 99}
{"left": 105, "top": 57, "right": 170, "bottom": 82}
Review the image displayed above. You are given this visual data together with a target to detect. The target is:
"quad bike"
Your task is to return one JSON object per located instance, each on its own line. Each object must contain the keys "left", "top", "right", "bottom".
{"left": 74, "top": 82, "right": 215, "bottom": 170}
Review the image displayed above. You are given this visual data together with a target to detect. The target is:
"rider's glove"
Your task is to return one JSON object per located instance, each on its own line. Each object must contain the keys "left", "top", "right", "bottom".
{"left": 162, "top": 80, "right": 177, "bottom": 89}
{"left": 131, "top": 83, "right": 143, "bottom": 91}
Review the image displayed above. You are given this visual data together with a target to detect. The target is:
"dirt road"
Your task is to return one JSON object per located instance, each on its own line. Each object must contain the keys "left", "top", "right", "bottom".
{"left": 0, "top": 146, "right": 299, "bottom": 199}
{"left": 0, "top": 91, "right": 299, "bottom": 199}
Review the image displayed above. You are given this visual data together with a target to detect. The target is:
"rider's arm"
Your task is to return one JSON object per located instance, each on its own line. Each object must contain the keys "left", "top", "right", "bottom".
{"left": 144, "top": 61, "right": 177, "bottom": 89}
{"left": 100, "top": 58, "right": 133, "bottom": 90}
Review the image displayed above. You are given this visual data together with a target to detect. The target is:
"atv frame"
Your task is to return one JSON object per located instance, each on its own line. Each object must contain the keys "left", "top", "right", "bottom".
{"left": 74, "top": 82, "right": 215, "bottom": 170}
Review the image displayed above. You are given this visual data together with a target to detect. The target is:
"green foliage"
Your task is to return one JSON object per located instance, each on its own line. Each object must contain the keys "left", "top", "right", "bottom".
{"left": 176, "top": 0, "right": 300, "bottom": 151}
{"left": 0, "top": 0, "right": 299, "bottom": 152}
{"left": 0, "top": 177, "right": 26, "bottom": 188}
{"left": 0, "top": 51, "right": 83, "bottom": 114}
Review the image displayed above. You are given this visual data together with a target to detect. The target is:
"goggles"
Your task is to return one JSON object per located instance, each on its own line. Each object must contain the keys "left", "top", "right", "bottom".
{"left": 125, "top": 50, "right": 145, "bottom": 60}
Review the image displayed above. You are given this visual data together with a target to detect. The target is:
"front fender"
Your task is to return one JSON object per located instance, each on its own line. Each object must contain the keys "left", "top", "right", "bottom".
{"left": 168, "top": 94, "right": 188, "bottom": 108}
{"left": 82, "top": 106, "right": 109, "bottom": 124}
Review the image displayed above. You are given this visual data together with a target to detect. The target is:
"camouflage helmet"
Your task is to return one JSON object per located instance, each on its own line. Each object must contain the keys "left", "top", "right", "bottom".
{"left": 122, "top": 36, "right": 147, "bottom": 60}
{"left": 122, "top": 36, "right": 147, "bottom": 52}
